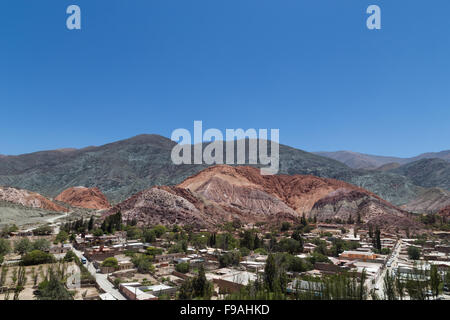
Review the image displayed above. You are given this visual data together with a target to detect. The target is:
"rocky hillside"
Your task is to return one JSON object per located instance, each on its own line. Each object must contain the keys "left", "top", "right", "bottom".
{"left": 0, "top": 134, "right": 441, "bottom": 207}
{"left": 55, "top": 187, "right": 111, "bottom": 210}
{"left": 389, "top": 158, "right": 450, "bottom": 190}
{"left": 179, "top": 165, "right": 369, "bottom": 215}
{"left": 401, "top": 188, "right": 450, "bottom": 214}
{"left": 310, "top": 188, "right": 420, "bottom": 233}
{"left": 0, "top": 186, "right": 68, "bottom": 212}
{"left": 104, "top": 165, "right": 421, "bottom": 231}
{"left": 104, "top": 185, "right": 298, "bottom": 229}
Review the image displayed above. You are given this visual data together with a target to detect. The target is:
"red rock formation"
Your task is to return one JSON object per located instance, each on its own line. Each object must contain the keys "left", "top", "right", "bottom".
{"left": 0, "top": 186, "right": 68, "bottom": 212}
{"left": 179, "top": 165, "right": 421, "bottom": 231}
{"left": 102, "top": 165, "right": 422, "bottom": 231}
{"left": 55, "top": 187, "right": 110, "bottom": 210}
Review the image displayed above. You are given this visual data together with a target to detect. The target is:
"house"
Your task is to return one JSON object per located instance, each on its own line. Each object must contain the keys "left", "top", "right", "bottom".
{"left": 119, "top": 282, "right": 158, "bottom": 300}
{"left": 206, "top": 269, "right": 257, "bottom": 294}
{"left": 339, "top": 251, "right": 378, "bottom": 261}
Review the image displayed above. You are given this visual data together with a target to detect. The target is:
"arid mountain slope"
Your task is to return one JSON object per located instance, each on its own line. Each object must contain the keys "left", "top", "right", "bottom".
{"left": 401, "top": 188, "right": 450, "bottom": 214}
{"left": 179, "top": 165, "right": 369, "bottom": 215}
{"left": 310, "top": 188, "right": 420, "bottom": 232}
{"left": 105, "top": 165, "right": 420, "bottom": 230}
{"left": 389, "top": 158, "right": 450, "bottom": 191}
{"left": 55, "top": 187, "right": 111, "bottom": 210}
{"left": 0, "top": 186, "right": 68, "bottom": 212}
{"left": 104, "top": 185, "right": 298, "bottom": 229}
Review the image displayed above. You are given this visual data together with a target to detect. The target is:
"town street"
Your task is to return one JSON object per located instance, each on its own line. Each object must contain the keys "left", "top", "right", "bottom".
{"left": 69, "top": 244, "right": 127, "bottom": 300}
{"left": 372, "top": 240, "right": 403, "bottom": 299}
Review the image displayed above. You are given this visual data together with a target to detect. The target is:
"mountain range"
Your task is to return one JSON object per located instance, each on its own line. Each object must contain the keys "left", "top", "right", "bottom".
{"left": 0, "top": 134, "right": 449, "bottom": 217}
{"left": 314, "top": 150, "right": 450, "bottom": 170}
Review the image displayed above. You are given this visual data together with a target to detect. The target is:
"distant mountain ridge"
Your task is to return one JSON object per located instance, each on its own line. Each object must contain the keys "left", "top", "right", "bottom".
{"left": 314, "top": 150, "right": 450, "bottom": 170}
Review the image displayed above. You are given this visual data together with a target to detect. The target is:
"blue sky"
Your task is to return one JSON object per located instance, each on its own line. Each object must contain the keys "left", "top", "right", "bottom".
{"left": 1, "top": 0, "right": 449, "bottom": 157}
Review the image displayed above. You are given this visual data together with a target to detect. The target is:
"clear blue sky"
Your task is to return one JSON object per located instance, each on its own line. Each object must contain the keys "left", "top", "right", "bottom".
{"left": 1, "top": 0, "right": 449, "bottom": 157}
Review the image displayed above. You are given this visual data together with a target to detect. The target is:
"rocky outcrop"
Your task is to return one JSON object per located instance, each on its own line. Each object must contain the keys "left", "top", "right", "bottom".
{"left": 55, "top": 187, "right": 110, "bottom": 210}
{"left": 0, "top": 186, "right": 68, "bottom": 212}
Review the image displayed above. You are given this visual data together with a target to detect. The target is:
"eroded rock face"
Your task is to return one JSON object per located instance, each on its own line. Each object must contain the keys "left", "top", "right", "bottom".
{"left": 103, "top": 165, "right": 422, "bottom": 231}
{"left": 104, "top": 186, "right": 231, "bottom": 229}
{"left": 310, "top": 188, "right": 420, "bottom": 232}
{"left": 0, "top": 186, "right": 68, "bottom": 212}
{"left": 179, "top": 165, "right": 377, "bottom": 216}
{"left": 55, "top": 187, "right": 110, "bottom": 210}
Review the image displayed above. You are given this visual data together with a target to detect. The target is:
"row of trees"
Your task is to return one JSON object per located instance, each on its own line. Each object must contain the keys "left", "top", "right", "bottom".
{"left": 227, "top": 252, "right": 367, "bottom": 300}
{"left": 382, "top": 265, "right": 450, "bottom": 300}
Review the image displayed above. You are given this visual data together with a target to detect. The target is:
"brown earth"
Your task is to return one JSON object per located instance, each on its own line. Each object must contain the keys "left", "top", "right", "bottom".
{"left": 0, "top": 186, "right": 68, "bottom": 212}
{"left": 55, "top": 187, "right": 110, "bottom": 210}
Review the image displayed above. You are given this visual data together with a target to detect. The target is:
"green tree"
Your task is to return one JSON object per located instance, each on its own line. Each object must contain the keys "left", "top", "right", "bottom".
{"left": 280, "top": 222, "right": 291, "bottom": 232}
{"left": 407, "top": 246, "right": 420, "bottom": 260}
{"left": 264, "top": 254, "right": 277, "bottom": 292}
{"left": 143, "top": 229, "right": 156, "bottom": 243}
{"left": 88, "top": 216, "right": 95, "bottom": 231}
{"left": 131, "top": 255, "right": 155, "bottom": 273}
{"left": 36, "top": 269, "right": 73, "bottom": 300}
{"left": 383, "top": 270, "right": 397, "bottom": 300}
{"left": 374, "top": 227, "right": 382, "bottom": 251}
{"left": 21, "top": 250, "right": 55, "bottom": 266}
{"left": 101, "top": 257, "right": 119, "bottom": 269}
{"left": 430, "top": 265, "right": 441, "bottom": 298}
{"left": 55, "top": 230, "right": 69, "bottom": 244}
{"left": 192, "top": 265, "right": 213, "bottom": 299}
{"left": 152, "top": 225, "right": 166, "bottom": 238}
{"left": 0, "top": 238, "right": 11, "bottom": 256}
{"left": 14, "top": 238, "right": 33, "bottom": 255}
{"left": 33, "top": 225, "right": 53, "bottom": 236}
{"left": 63, "top": 250, "right": 79, "bottom": 263}
{"left": 32, "top": 239, "right": 51, "bottom": 252}
{"left": 175, "top": 262, "right": 190, "bottom": 274}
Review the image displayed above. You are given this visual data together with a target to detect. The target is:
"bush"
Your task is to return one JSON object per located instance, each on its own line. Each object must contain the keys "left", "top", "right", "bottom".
{"left": 33, "top": 239, "right": 51, "bottom": 252}
{"left": 14, "top": 238, "right": 33, "bottom": 255}
{"left": 21, "top": 250, "right": 55, "bottom": 266}
{"left": 131, "top": 254, "right": 155, "bottom": 273}
{"left": 102, "top": 257, "right": 119, "bottom": 268}
{"left": 407, "top": 246, "right": 420, "bottom": 260}
{"left": 63, "top": 250, "right": 79, "bottom": 263}
{"left": 254, "top": 247, "right": 268, "bottom": 255}
{"left": 55, "top": 231, "right": 69, "bottom": 244}
{"left": 218, "top": 251, "right": 241, "bottom": 268}
{"left": 175, "top": 262, "right": 190, "bottom": 274}
{"left": 33, "top": 225, "right": 53, "bottom": 236}
{"left": 0, "top": 238, "right": 11, "bottom": 256}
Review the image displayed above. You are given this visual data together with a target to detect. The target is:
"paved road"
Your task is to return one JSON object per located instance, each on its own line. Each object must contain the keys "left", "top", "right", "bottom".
{"left": 69, "top": 245, "right": 127, "bottom": 300}
{"left": 371, "top": 240, "right": 403, "bottom": 299}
